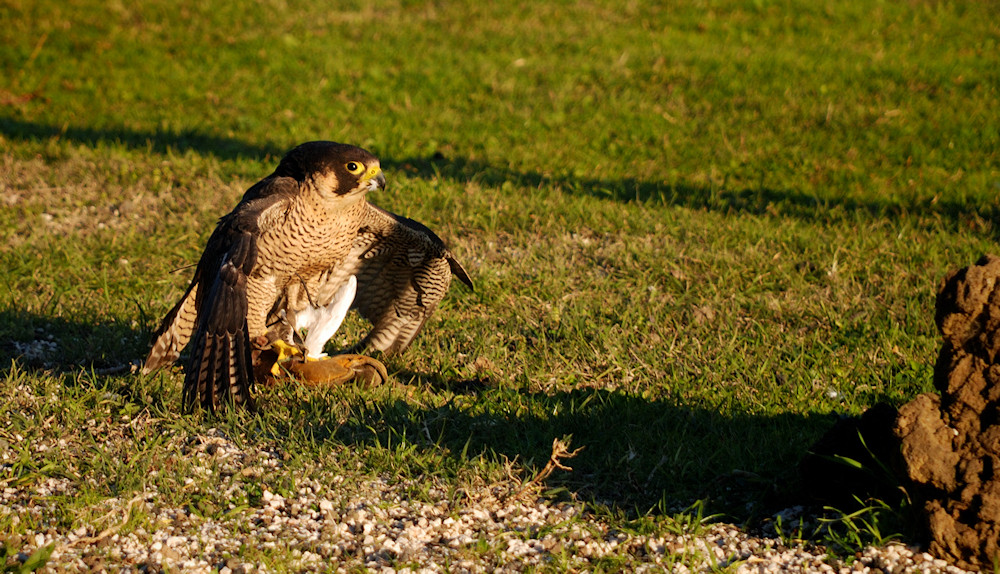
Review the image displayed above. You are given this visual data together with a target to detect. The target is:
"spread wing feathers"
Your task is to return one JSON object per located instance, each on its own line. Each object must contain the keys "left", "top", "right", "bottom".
{"left": 183, "top": 229, "right": 257, "bottom": 412}
{"left": 178, "top": 180, "right": 295, "bottom": 412}
{"left": 349, "top": 205, "right": 474, "bottom": 355}
{"left": 143, "top": 176, "right": 298, "bottom": 375}
{"left": 142, "top": 281, "right": 199, "bottom": 374}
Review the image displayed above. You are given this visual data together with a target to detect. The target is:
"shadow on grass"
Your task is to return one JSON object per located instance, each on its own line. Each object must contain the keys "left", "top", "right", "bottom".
{"left": 386, "top": 154, "right": 998, "bottom": 235}
{"left": 0, "top": 306, "right": 149, "bottom": 372}
{"left": 0, "top": 117, "right": 283, "bottom": 162}
{"left": 0, "top": 303, "right": 842, "bottom": 522}
{"left": 2, "top": 117, "right": 995, "bottom": 234}
{"left": 313, "top": 370, "right": 836, "bottom": 522}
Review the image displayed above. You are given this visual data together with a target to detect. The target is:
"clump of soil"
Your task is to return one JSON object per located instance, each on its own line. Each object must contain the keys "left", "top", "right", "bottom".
{"left": 801, "top": 255, "right": 1000, "bottom": 571}
{"left": 894, "top": 254, "right": 1000, "bottom": 571}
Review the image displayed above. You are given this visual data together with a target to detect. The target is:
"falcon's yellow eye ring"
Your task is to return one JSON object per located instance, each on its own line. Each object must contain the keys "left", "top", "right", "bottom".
{"left": 345, "top": 161, "right": 364, "bottom": 175}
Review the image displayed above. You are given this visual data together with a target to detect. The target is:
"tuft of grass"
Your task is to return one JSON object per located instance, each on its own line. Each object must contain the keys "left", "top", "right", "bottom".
{"left": 817, "top": 498, "right": 908, "bottom": 558}
{"left": 1, "top": 543, "right": 53, "bottom": 573}
{"left": 771, "top": 495, "right": 913, "bottom": 561}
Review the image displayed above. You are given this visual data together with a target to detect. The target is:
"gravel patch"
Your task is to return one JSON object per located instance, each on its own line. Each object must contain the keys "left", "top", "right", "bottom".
{"left": 0, "top": 426, "right": 978, "bottom": 573}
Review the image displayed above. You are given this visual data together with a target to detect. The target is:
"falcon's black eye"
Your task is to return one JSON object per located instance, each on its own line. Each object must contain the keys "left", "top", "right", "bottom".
{"left": 345, "top": 161, "right": 364, "bottom": 175}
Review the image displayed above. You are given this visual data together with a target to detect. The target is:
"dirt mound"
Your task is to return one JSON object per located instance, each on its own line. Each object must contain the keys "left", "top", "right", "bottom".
{"left": 800, "top": 255, "right": 1000, "bottom": 570}
{"left": 893, "top": 254, "right": 1000, "bottom": 571}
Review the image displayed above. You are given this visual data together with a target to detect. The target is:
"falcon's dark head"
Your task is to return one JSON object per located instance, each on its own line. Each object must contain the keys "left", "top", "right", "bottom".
{"left": 276, "top": 141, "right": 385, "bottom": 199}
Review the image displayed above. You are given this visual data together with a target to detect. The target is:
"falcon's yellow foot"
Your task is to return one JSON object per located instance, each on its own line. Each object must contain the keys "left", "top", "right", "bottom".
{"left": 287, "top": 354, "right": 388, "bottom": 387}
{"left": 269, "top": 340, "right": 303, "bottom": 376}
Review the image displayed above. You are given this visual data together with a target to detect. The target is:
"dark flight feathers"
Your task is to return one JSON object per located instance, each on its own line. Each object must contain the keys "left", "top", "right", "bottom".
{"left": 183, "top": 229, "right": 258, "bottom": 412}
{"left": 174, "top": 181, "right": 294, "bottom": 413}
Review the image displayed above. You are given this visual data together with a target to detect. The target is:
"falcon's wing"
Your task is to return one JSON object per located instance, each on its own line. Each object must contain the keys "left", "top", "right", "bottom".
{"left": 183, "top": 224, "right": 258, "bottom": 413}
{"left": 143, "top": 175, "right": 299, "bottom": 377}
{"left": 152, "top": 176, "right": 296, "bottom": 413}
{"left": 349, "top": 204, "right": 473, "bottom": 355}
{"left": 142, "top": 280, "right": 199, "bottom": 374}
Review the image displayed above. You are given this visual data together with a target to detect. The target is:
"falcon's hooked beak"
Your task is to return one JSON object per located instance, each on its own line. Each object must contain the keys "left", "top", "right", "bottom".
{"left": 363, "top": 167, "right": 386, "bottom": 192}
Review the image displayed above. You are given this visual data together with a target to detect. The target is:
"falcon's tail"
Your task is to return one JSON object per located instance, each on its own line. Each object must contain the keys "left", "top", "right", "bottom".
{"left": 359, "top": 311, "right": 433, "bottom": 356}
{"left": 354, "top": 255, "right": 460, "bottom": 356}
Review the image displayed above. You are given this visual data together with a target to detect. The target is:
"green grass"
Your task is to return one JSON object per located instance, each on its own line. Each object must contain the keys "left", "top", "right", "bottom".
{"left": 2, "top": 0, "right": 999, "bottom": 568}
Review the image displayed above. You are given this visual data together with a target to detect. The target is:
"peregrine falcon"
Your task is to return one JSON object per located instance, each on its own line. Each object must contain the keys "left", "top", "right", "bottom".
{"left": 141, "top": 141, "right": 473, "bottom": 412}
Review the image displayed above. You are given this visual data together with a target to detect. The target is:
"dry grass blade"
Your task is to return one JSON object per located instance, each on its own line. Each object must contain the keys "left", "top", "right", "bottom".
{"left": 525, "top": 436, "right": 584, "bottom": 488}
{"left": 65, "top": 494, "right": 146, "bottom": 548}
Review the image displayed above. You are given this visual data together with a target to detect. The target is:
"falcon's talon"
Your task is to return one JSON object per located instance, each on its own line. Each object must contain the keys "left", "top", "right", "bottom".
{"left": 271, "top": 339, "right": 302, "bottom": 361}
{"left": 268, "top": 339, "right": 303, "bottom": 376}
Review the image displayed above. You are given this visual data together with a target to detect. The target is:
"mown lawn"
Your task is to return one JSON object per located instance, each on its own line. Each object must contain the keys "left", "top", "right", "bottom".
{"left": 1, "top": 0, "right": 998, "bottom": 567}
